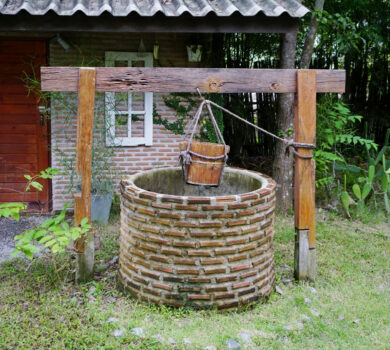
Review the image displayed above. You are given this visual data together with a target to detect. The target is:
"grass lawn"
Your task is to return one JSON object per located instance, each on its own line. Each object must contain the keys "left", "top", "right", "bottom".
{"left": 0, "top": 211, "right": 389, "bottom": 349}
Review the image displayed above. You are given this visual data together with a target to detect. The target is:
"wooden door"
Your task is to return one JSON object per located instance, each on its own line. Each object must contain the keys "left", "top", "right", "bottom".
{"left": 0, "top": 39, "right": 50, "bottom": 212}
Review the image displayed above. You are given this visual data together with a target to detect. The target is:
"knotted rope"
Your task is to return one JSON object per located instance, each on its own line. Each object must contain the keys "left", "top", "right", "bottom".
{"left": 192, "top": 90, "right": 314, "bottom": 159}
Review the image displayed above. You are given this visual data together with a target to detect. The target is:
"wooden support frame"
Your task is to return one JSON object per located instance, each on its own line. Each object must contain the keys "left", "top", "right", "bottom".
{"left": 41, "top": 67, "right": 345, "bottom": 282}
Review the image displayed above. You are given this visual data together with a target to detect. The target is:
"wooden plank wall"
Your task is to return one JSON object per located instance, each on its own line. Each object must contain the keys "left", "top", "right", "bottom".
{"left": 0, "top": 40, "right": 49, "bottom": 209}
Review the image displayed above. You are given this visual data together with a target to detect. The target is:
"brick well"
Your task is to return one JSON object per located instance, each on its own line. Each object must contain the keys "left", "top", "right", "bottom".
{"left": 119, "top": 167, "right": 276, "bottom": 310}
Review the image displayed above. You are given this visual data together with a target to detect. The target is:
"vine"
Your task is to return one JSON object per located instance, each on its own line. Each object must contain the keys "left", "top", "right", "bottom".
{"left": 153, "top": 92, "right": 225, "bottom": 143}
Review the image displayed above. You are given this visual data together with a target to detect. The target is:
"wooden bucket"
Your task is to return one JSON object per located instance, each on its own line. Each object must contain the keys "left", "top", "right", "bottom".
{"left": 179, "top": 141, "right": 230, "bottom": 186}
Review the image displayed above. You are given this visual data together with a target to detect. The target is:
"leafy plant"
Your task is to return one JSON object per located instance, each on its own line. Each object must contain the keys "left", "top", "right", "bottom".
{"left": 12, "top": 204, "right": 91, "bottom": 259}
{"left": 341, "top": 130, "right": 390, "bottom": 217}
{"left": 0, "top": 203, "right": 27, "bottom": 221}
{"left": 153, "top": 93, "right": 197, "bottom": 136}
{"left": 0, "top": 168, "right": 59, "bottom": 221}
{"left": 314, "top": 97, "right": 377, "bottom": 190}
{"left": 24, "top": 167, "right": 60, "bottom": 192}
{"left": 0, "top": 167, "right": 92, "bottom": 262}
{"left": 153, "top": 93, "right": 225, "bottom": 144}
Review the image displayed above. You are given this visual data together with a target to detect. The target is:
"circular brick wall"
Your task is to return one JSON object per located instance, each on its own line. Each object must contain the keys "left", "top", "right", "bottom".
{"left": 119, "top": 167, "right": 276, "bottom": 310}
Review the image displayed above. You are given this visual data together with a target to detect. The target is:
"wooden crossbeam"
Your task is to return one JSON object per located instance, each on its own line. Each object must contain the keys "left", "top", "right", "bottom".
{"left": 41, "top": 67, "right": 345, "bottom": 94}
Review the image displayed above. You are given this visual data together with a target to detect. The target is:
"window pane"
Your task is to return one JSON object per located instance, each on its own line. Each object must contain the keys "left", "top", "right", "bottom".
{"left": 115, "top": 60, "right": 128, "bottom": 67}
{"left": 132, "top": 60, "right": 145, "bottom": 68}
{"left": 113, "top": 92, "right": 127, "bottom": 111}
{"left": 131, "top": 114, "right": 144, "bottom": 137}
{"left": 113, "top": 61, "right": 129, "bottom": 112}
{"left": 131, "top": 91, "right": 145, "bottom": 111}
{"left": 115, "top": 114, "right": 129, "bottom": 138}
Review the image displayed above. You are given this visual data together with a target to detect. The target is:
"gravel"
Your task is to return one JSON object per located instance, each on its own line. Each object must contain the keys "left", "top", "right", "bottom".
{"left": 0, "top": 216, "right": 48, "bottom": 263}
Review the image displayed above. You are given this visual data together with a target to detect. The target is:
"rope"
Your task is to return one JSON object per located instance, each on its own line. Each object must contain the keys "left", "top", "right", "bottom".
{"left": 195, "top": 89, "right": 315, "bottom": 159}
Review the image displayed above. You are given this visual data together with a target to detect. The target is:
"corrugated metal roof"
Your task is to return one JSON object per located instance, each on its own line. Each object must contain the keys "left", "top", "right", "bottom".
{"left": 0, "top": 0, "right": 309, "bottom": 18}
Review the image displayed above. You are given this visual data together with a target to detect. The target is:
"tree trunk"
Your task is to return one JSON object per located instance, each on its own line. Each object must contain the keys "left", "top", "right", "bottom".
{"left": 300, "top": 0, "right": 325, "bottom": 69}
{"left": 272, "top": 31, "right": 298, "bottom": 211}
{"left": 273, "top": 0, "right": 325, "bottom": 211}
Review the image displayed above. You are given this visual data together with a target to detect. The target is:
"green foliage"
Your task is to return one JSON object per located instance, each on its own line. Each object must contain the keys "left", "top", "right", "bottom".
{"left": 0, "top": 168, "right": 59, "bottom": 221}
{"left": 153, "top": 93, "right": 225, "bottom": 144}
{"left": 314, "top": 96, "right": 376, "bottom": 189}
{"left": 316, "top": 10, "right": 364, "bottom": 54}
{"left": 1, "top": 215, "right": 390, "bottom": 348}
{"left": 341, "top": 132, "right": 390, "bottom": 218}
{"left": 153, "top": 93, "right": 197, "bottom": 135}
{"left": 309, "top": 0, "right": 390, "bottom": 144}
{"left": 0, "top": 203, "right": 27, "bottom": 221}
{"left": 0, "top": 167, "right": 92, "bottom": 260}
{"left": 12, "top": 204, "right": 92, "bottom": 259}
{"left": 24, "top": 167, "right": 60, "bottom": 192}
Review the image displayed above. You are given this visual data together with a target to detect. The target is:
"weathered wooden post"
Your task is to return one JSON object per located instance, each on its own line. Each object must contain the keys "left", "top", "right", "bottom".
{"left": 73, "top": 67, "right": 96, "bottom": 282}
{"left": 294, "top": 70, "right": 316, "bottom": 281}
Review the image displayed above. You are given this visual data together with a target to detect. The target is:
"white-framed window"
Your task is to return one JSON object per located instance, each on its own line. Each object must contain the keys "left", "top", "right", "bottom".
{"left": 105, "top": 51, "right": 153, "bottom": 146}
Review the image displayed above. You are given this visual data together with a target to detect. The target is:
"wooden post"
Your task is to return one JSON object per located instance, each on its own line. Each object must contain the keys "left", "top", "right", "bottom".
{"left": 294, "top": 70, "right": 316, "bottom": 281}
{"left": 73, "top": 67, "right": 96, "bottom": 282}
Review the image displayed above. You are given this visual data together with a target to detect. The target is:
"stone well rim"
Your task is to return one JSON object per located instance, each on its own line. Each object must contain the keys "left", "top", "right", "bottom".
{"left": 121, "top": 166, "right": 274, "bottom": 200}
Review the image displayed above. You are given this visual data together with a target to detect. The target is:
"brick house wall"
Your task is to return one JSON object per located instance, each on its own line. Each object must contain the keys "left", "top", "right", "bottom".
{"left": 50, "top": 33, "right": 207, "bottom": 210}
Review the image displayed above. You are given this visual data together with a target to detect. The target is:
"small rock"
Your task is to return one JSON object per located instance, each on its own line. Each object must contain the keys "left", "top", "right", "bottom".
{"left": 353, "top": 319, "right": 360, "bottom": 324}
{"left": 296, "top": 322, "right": 304, "bottom": 330}
{"left": 112, "top": 329, "right": 124, "bottom": 338}
{"left": 167, "top": 338, "right": 176, "bottom": 346}
{"left": 253, "top": 330, "right": 273, "bottom": 339}
{"left": 94, "top": 234, "right": 103, "bottom": 250}
{"left": 338, "top": 314, "right": 344, "bottom": 321}
{"left": 204, "top": 346, "right": 217, "bottom": 350}
{"left": 304, "top": 297, "right": 312, "bottom": 303}
{"left": 108, "top": 255, "right": 119, "bottom": 265}
{"left": 107, "top": 317, "right": 119, "bottom": 323}
{"left": 105, "top": 296, "right": 117, "bottom": 304}
{"left": 284, "top": 324, "right": 294, "bottom": 331}
{"left": 275, "top": 285, "right": 284, "bottom": 295}
{"left": 153, "top": 334, "right": 163, "bottom": 343}
{"left": 281, "top": 336, "right": 289, "bottom": 344}
{"left": 238, "top": 332, "right": 252, "bottom": 344}
{"left": 226, "top": 339, "right": 241, "bottom": 349}
{"left": 301, "top": 314, "right": 311, "bottom": 322}
{"left": 283, "top": 264, "right": 291, "bottom": 270}
{"left": 183, "top": 338, "right": 191, "bottom": 345}
{"left": 131, "top": 327, "right": 145, "bottom": 337}
{"left": 87, "top": 285, "right": 96, "bottom": 296}
{"left": 282, "top": 278, "right": 293, "bottom": 285}
{"left": 309, "top": 287, "right": 317, "bottom": 294}
{"left": 96, "top": 263, "right": 109, "bottom": 273}
{"left": 310, "top": 309, "right": 320, "bottom": 317}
